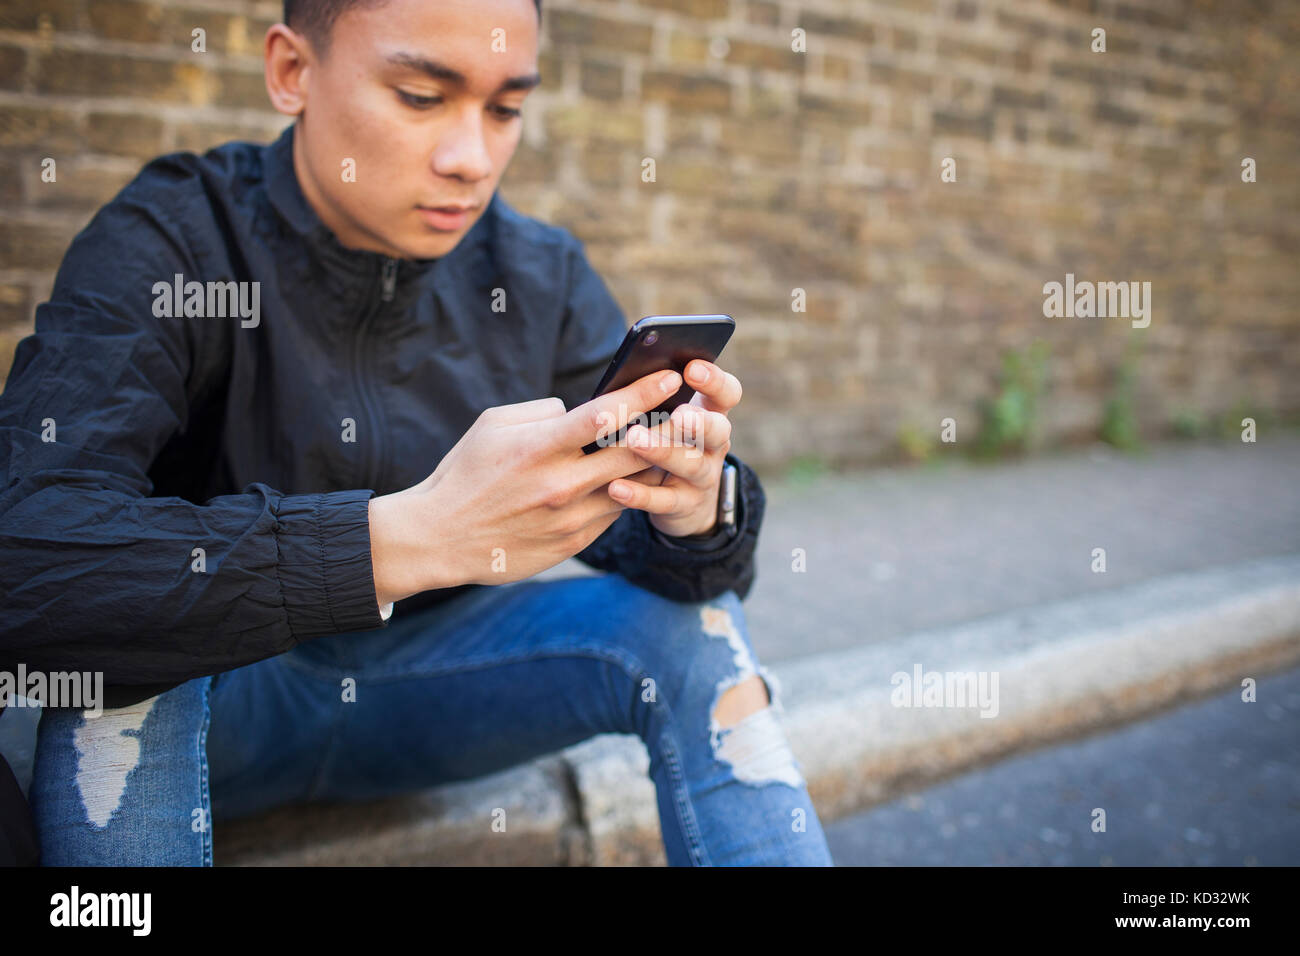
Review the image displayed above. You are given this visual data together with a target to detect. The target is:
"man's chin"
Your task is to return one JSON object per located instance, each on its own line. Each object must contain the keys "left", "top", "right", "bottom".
{"left": 379, "top": 230, "right": 461, "bottom": 262}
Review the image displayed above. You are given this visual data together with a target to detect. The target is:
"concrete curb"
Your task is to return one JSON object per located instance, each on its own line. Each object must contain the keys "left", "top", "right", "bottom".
{"left": 220, "top": 553, "right": 1300, "bottom": 865}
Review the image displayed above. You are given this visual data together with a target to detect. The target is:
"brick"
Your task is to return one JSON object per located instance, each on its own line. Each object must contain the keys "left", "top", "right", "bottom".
{"left": 0, "top": 45, "right": 27, "bottom": 90}
{"left": 891, "top": 28, "right": 920, "bottom": 52}
{"left": 1093, "top": 100, "right": 1141, "bottom": 125}
{"left": 0, "top": 0, "right": 81, "bottom": 32}
{"left": 936, "top": 36, "right": 1001, "bottom": 67}
{"left": 798, "top": 12, "right": 875, "bottom": 47}
{"left": 84, "top": 112, "right": 166, "bottom": 159}
{"left": 35, "top": 51, "right": 185, "bottom": 99}
{"left": 547, "top": 11, "right": 653, "bottom": 55}
{"left": 932, "top": 110, "right": 993, "bottom": 140}
{"left": 641, "top": 71, "right": 731, "bottom": 113}
{"left": 0, "top": 220, "right": 77, "bottom": 271}
{"left": 214, "top": 66, "right": 269, "bottom": 107}
{"left": 822, "top": 53, "right": 854, "bottom": 82}
{"left": 721, "top": 39, "right": 800, "bottom": 72}
{"left": 1115, "top": 3, "right": 1187, "bottom": 30}
{"left": 537, "top": 49, "right": 560, "bottom": 87}
{"left": 992, "top": 86, "right": 1051, "bottom": 110}
{"left": 86, "top": 2, "right": 267, "bottom": 55}
{"left": 716, "top": 118, "right": 800, "bottom": 164}
{"left": 26, "top": 161, "right": 136, "bottom": 210}
{"left": 639, "top": 0, "right": 728, "bottom": 17}
{"left": 579, "top": 142, "right": 630, "bottom": 188}
{"left": 869, "top": 63, "right": 932, "bottom": 95}
{"left": 0, "top": 282, "right": 30, "bottom": 324}
{"left": 580, "top": 58, "right": 623, "bottom": 100}
{"left": 747, "top": 1, "right": 781, "bottom": 28}
{"left": 995, "top": 11, "right": 1054, "bottom": 38}
{"left": 87, "top": 1, "right": 173, "bottom": 45}
{"left": 0, "top": 156, "right": 23, "bottom": 204}
{"left": 546, "top": 103, "right": 640, "bottom": 145}
{"left": 668, "top": 31, "right": 711, "bottom": 65}
{"left": 1142, "top": 75, "right": 1188, "bottom": 99}
{"left": 0, "top": 105, "right": 81, "bottom": 151}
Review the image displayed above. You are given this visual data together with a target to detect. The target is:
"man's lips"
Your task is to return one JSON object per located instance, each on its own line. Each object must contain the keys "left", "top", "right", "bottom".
{"left": 417, "top": 204, "right": 477, "bottom": 230}
{"left": 420, "top": 203, "right": 478, "bottom": 213}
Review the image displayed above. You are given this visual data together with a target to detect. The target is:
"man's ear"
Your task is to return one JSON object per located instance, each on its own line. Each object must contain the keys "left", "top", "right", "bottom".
{"left": 264, "top": 23, "right": 313, "bottom": 116}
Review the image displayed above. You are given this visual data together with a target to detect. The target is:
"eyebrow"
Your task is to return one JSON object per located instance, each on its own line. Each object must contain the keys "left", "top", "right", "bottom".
{"left": 385, "top": 52, "right": 542, "bottom": 94}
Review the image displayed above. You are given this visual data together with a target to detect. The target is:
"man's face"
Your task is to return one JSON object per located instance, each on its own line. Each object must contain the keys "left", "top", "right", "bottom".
{"left": 292, "top": 0, "right": 539, "bottom": 259}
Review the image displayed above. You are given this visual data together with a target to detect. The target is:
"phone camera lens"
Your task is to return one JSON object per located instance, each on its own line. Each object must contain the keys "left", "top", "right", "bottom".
{"left": 643, "top": 331, "right": 659, "bottom": 346}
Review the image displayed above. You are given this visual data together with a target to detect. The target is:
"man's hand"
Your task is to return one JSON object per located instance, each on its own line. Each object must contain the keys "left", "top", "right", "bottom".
{"left": 604, "top": 358, "right": 741, "bottom": 539}
{"left": 367, "top": 369, "right": 686, "bottom": 606}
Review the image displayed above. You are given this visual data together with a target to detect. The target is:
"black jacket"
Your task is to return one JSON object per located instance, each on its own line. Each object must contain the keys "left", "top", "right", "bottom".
{"left": 0, "top": 123, "right": 766, "bottom": 861}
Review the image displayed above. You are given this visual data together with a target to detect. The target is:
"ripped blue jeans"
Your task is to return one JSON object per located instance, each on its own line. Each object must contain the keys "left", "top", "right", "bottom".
{"left": 30, "top": 574, "right": 833, "bottom": 866}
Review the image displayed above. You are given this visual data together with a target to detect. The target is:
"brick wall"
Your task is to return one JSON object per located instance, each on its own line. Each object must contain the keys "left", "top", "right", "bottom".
{"left": 2, "top": 0, "right": 1297, "bottom": 471}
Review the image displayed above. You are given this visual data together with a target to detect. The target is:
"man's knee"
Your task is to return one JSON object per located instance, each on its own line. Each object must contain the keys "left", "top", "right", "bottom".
{"left": 713, "top": 673, "right": 770, "bottom": 727}
{"left": 69, "top": 695, "right": 160, "bottom": 829}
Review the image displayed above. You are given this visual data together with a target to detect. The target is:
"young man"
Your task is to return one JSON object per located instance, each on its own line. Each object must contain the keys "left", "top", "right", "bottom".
{"left": 0, "top": 0, "right": 833, "bottom": 865}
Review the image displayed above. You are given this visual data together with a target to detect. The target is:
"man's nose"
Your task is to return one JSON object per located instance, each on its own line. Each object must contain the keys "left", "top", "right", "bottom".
{"left": 432, "top": 106, "right": 493, "bottom": 182}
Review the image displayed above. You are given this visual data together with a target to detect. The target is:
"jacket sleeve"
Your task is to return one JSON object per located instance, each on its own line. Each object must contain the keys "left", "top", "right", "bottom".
{"left": 550, "top": 234, "right": 766, "bottom": 603}
{"left": 0, "top": 173, "right": 387, "bottom": 699}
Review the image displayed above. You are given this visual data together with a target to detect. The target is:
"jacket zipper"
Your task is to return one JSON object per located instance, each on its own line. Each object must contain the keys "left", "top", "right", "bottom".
{"left": 352, "top": 257, "right": 397, "bottom": 490}
{"left": 380, "top": 257, "right": 398, "bottom": 303}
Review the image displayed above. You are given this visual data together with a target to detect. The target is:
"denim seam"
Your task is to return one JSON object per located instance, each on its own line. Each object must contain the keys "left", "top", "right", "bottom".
{"left": 654, "top": 727, "right": 712, "bottom": 866}
{"left": 198, "top": 677, "right": 213, "bottom": 866}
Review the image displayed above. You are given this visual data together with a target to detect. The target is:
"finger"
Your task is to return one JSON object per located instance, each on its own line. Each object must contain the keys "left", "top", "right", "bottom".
{"left": 627, "top": 402, "right": 730, "bottom": 463}
{"left": 607, "top": 474, "right": 696, "bottom": 515}
{"left": 668, "top": 403, "right": 731, "bottom": 455}
{"left": 627, "top": 463, "right": 669, "bottom": 487}
{"left": 541, "top": 446, "right": 672, "bottom": 515}
{"left": 486, "top": 396, "right": 569, "bottom": 426}
{"left": 550, "top": 369, "right": 683, "bottom": 451}
{"left": 683, "top": 360, "right": 742, "bottom": 414}
{"left": 566, "top": 440, "right": 664, "bottom": 496}
{"left": 623, "top": 420, "right": 718, "bottom": 484}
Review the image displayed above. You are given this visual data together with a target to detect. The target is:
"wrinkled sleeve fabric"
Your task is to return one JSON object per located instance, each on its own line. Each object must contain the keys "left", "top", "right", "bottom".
{"left": 551, "top": 234, "right": 766, "bottom": 603}
{"left": 0, "top": 172, "right": 386, "bottom": 699}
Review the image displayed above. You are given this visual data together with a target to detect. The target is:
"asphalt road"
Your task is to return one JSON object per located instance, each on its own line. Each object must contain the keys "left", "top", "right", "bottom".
{"left": 823, "top": 665, "right": 1300, "bottom": 865}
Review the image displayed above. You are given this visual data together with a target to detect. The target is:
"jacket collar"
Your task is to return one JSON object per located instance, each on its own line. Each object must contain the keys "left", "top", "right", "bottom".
{"left": 262, "top": 122, "right": 492, "bottom": 307}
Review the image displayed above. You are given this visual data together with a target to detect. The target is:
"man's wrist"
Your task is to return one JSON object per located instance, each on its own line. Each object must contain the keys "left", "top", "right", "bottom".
{"left": 649, "top": 461, "right": 740, "bottom": 550}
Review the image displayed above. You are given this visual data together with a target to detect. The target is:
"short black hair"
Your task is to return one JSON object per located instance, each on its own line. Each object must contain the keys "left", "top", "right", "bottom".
{"left": 285, "top": 0, "right": 543, "bottom": 52}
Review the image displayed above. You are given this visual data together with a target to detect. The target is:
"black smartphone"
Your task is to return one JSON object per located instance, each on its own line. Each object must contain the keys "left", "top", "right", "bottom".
{"left": 581, "top": 314, "right": 735, "bottom": 455}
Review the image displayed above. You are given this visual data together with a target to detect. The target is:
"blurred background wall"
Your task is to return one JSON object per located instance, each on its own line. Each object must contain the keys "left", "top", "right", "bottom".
{"left": 1, "top": 0, "right": 1296, "bottom": 472}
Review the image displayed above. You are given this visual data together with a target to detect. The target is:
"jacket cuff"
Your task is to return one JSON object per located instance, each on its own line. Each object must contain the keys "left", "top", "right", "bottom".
{"left": 273, "top": 490, "right": 386, "bottom": 640}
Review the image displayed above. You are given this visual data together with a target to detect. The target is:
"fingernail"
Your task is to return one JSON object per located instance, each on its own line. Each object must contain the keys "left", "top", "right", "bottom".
{"left": 629, "top": 426, "right": 648, "bottom": 447}
{"left": 660, "top": 371, "right": 682, "bottom": 394}
{"left": 610, "top": 481, "right": 630, "bottom": 499}
{"left": 689, "top": 363, "right": 709, "bottom": 383}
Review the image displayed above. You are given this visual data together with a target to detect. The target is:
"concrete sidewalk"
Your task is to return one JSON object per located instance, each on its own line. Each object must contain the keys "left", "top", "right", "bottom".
{"left": 216, "top": 434, "right": 1300, "bottom": 864}
{"left": 4, "top": 434, "right": 1297, "bottom": 863}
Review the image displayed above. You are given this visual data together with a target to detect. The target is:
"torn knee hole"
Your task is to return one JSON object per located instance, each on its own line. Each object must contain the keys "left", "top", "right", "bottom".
{"left": 712, "top": 673, "right": 771, "bottom": 728}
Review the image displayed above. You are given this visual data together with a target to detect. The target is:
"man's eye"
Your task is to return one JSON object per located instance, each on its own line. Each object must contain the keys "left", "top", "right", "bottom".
{"left": 493, "top": 105, "right": 522, "bottom": 120}
{"left": 397, "top": 90, "right": 441, "bottom": 109}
